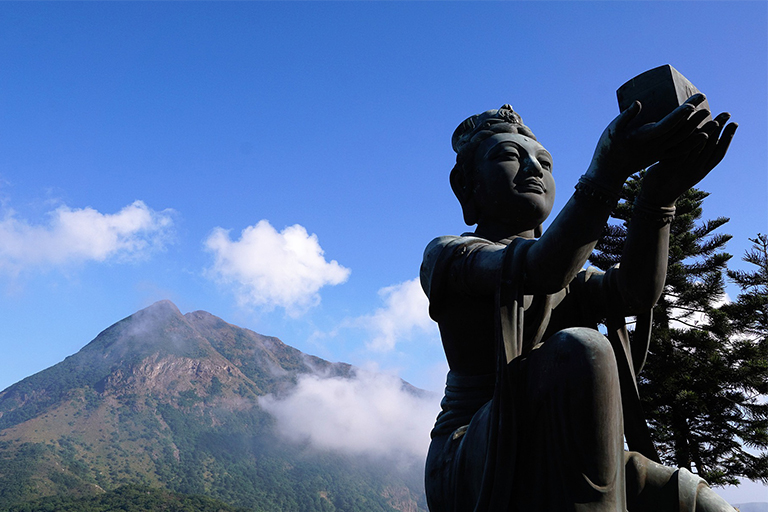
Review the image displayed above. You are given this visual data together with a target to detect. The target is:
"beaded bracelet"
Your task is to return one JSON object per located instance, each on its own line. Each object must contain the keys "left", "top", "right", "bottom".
{"left": 633, "top": 196, "right": 676, "bottom": 225}
{"left": 574, "top": 176, "right": 622, "bottom": 206}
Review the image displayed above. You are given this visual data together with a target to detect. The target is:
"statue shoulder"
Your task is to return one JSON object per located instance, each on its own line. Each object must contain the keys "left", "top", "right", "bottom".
{"left": 420, "top": 235, "right": 498, "bottom": 302}
{"left": 421, "top": 236, "right": 458, "bottom": 300}
{"left": 423, "top": 234, "right": 494, "bottom": 260}
{"left": 423, "top": 235, "right": 462, "bottom": 262}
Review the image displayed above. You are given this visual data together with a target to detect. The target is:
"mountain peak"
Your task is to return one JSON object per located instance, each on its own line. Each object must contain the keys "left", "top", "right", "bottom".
{"left": 78, "top": 299, "right": 209, "bottom": 364}
{"left": 129, "top": 299, "right": 185, "bottom": 329}
{"left": 144, "top": 299, "right": 181, "bottom": 315}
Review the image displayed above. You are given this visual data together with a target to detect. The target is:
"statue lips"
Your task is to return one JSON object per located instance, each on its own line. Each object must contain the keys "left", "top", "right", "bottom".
{"left": 517, "top": 178, "right": 546, "bottom": 194}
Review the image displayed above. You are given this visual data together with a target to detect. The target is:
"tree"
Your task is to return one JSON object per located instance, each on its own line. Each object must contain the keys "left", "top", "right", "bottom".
{"left": 724, "top": 234, "right": 768, "bottom": 345}
{"left": 591, "top": 174, "right": 767, "bottom": 486}
{"left": 718, "top": 234, "right": 768, "bottom": 483}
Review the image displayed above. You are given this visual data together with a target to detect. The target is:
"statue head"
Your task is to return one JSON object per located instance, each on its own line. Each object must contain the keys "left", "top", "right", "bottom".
{"left": 450, "top": 105, "right": 554, "bottom": 237}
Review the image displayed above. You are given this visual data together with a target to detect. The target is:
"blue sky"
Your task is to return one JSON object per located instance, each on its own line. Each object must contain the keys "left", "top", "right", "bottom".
{"left": 0, "top": 1, "right": 765, "bottom": 502}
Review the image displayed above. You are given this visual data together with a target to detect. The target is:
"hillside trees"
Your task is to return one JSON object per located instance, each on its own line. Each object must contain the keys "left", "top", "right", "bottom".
{"left": 591, "top": 175, "right": 768, "bottom": 486}
{"left": 3, "top": 484, "right": 251, "bottom": 512}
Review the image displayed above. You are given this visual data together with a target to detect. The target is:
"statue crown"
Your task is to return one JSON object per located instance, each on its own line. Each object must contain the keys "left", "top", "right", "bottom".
{"left": 451, "top": 104, "right": 533, "bottom": 155}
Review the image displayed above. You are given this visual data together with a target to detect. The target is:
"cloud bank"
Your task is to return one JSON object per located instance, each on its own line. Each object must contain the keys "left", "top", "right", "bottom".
{"left": 260, "top": 368, "right": 439, "bottom": 460}
{"left": 0, "top": 200, "right": 173, "bottom": 273}
{"left": 205, "top": 220, "right": 350, "bottom": 314}
{"left": 357, "top": 278, "right": 437, "bottom": 351}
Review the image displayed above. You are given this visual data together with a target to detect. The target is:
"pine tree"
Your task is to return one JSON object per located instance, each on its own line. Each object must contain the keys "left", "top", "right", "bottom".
{"left": 724, "top": 234, "right": 768, "bottom": 344}
{"left": 591, "top": 174, "right": 767, "bottom": 486}
{"left": 718, "top": 234, "right": 768, "bottom": 483}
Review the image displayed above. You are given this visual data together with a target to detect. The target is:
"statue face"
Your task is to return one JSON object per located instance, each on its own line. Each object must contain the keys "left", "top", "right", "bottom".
{"left": 471, "top": 132, "right": 555, "bottom": 230}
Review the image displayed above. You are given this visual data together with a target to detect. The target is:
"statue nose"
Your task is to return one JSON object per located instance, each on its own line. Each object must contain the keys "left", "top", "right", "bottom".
{"left": 524, "top": 156, "right": 544, "bottom": 177}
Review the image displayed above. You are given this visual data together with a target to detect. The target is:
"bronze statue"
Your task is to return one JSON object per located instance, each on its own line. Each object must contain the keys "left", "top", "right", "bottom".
{"left": 421, "top": 72, "right": 739, "bottom": 511}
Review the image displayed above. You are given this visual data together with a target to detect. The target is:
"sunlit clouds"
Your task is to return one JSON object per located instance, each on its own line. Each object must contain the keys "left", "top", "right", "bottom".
{"left": 0, "top": 200, "right": 174, "bottom": 274}
{"left": 259, "top": 368, "right": 439, "bottom": 460}
{"left": 205, "top": 220, "right": 350, "bottom": 315}
{"left": 357, "top": 278, "right": 437, "bottom": 352}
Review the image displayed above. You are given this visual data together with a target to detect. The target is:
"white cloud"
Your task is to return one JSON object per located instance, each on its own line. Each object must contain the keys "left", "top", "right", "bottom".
{"left": 259, "top": 368, "right": 439, "bottom": 460}
{"left": 668, "top": 291, "right": 731, "bottom": 331}
{"left": 0, "top": 200, "right": 173, "bottom": 273}
{"left": 358, "top": 278, "right": 437, "bottom": 351}
{"left": 204, "top": 220, "right": 350, "bottom": 315}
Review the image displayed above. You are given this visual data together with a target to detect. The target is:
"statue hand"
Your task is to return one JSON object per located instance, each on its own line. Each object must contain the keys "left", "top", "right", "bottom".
{"left": 638, "top": 112, "right": 738, "bottom": 207}
{"left": 586, "top": 94, "right": 710, "bottom": 189}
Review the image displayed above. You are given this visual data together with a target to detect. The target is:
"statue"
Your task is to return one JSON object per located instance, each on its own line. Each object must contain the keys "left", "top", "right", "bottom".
{"left": 421, "top": 67, "right": 739, "bottom": 512}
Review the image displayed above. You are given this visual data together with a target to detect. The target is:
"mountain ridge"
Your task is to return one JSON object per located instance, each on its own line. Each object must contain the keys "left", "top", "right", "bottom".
{"left": 0, "top": 300, "right": 354, "bottom": 427}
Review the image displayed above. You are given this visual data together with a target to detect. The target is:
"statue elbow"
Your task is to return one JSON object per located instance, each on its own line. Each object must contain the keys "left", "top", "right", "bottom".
{"left": 534, "top": 272, "right": 580, "bottom": 295}
{"left": 616, "top": 270, "right": 665, "bottom": 314}
{"left": 620, "top": 287, "right": 662, "bottom": 314}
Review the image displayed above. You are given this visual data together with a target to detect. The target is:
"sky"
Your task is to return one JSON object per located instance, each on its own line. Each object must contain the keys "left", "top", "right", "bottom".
{"left": 0, "top": 1, "right": 765, "bottom": 503}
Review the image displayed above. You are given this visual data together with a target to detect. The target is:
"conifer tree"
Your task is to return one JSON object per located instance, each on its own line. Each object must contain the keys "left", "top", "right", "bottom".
{"left": 591, "top": 174, "right": 767, "bottom": 486}
{"left": 724, "top": 234, "right": 768, "bottom": 345}
{"left": 718, "top": 234, "right": 768, "bottom": 483}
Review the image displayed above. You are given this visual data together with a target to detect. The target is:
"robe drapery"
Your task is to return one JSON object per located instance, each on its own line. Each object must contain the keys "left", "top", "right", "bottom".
{"left": 421, "top": 235, "right": 659, "bottom": 512}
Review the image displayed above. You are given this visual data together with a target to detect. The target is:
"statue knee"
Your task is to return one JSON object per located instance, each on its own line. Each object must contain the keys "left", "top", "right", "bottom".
{"left": 541, "top": 327, "right": 620, "bottom": 400}
{"left": 550, "top": 327, "right": 615, "bottom": 368}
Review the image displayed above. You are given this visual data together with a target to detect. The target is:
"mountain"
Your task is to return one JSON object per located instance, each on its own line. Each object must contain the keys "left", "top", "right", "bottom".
{"left": 0, "top": 300, "right": 427, "bottom": 511}
{"left": 734, "top": 504, "right": 768, "bottom": 512}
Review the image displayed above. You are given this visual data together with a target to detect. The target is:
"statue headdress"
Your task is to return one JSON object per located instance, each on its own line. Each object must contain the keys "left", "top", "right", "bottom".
{"left": 451, "top": 104, "right": 536, "bottom": 156}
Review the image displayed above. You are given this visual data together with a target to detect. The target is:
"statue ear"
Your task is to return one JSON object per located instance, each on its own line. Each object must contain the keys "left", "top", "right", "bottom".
{"left": 462, "top": 200, "right": 479, "bottom": 226}
{"left": 450, "top": 163, "right": 478, "bottom": 226}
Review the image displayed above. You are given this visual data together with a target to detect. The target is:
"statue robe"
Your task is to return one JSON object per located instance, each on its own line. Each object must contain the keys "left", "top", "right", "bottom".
{"left": 421, "top": 234, "right": 660, "bottom": 512}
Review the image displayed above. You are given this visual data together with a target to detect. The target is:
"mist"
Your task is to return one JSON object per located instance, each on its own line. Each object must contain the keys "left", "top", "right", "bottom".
{"left": 260, "top": 367, "right": 440, "bottom": 463}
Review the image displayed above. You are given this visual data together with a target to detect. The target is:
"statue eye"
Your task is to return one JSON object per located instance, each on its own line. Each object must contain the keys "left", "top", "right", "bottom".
{"left": 497, "top": 149, "right": 519, "bottom": 160}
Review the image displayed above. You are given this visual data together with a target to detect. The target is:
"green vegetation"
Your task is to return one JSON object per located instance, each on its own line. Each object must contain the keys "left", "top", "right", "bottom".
{"left": 0, "top": 442, "right": 47, "bottom": 506}
{"left": 0, "top": 408, "right": 421, "bottom": 511}
{"left": 2, "top": 485, "right": 249, "bottom": 512}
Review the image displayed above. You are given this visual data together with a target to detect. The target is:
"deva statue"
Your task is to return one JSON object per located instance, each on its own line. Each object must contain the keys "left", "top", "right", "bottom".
{"left": 421, "top": 94, "right": 738, "bottom": 512}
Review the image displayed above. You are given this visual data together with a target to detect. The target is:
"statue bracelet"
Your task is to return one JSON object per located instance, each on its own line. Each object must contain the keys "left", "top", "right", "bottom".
{"left": 574, "top": 176, "right": 622, "bottom": 206}
{"left": 632, "top": 196, "right": 676, "bottom": 225}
